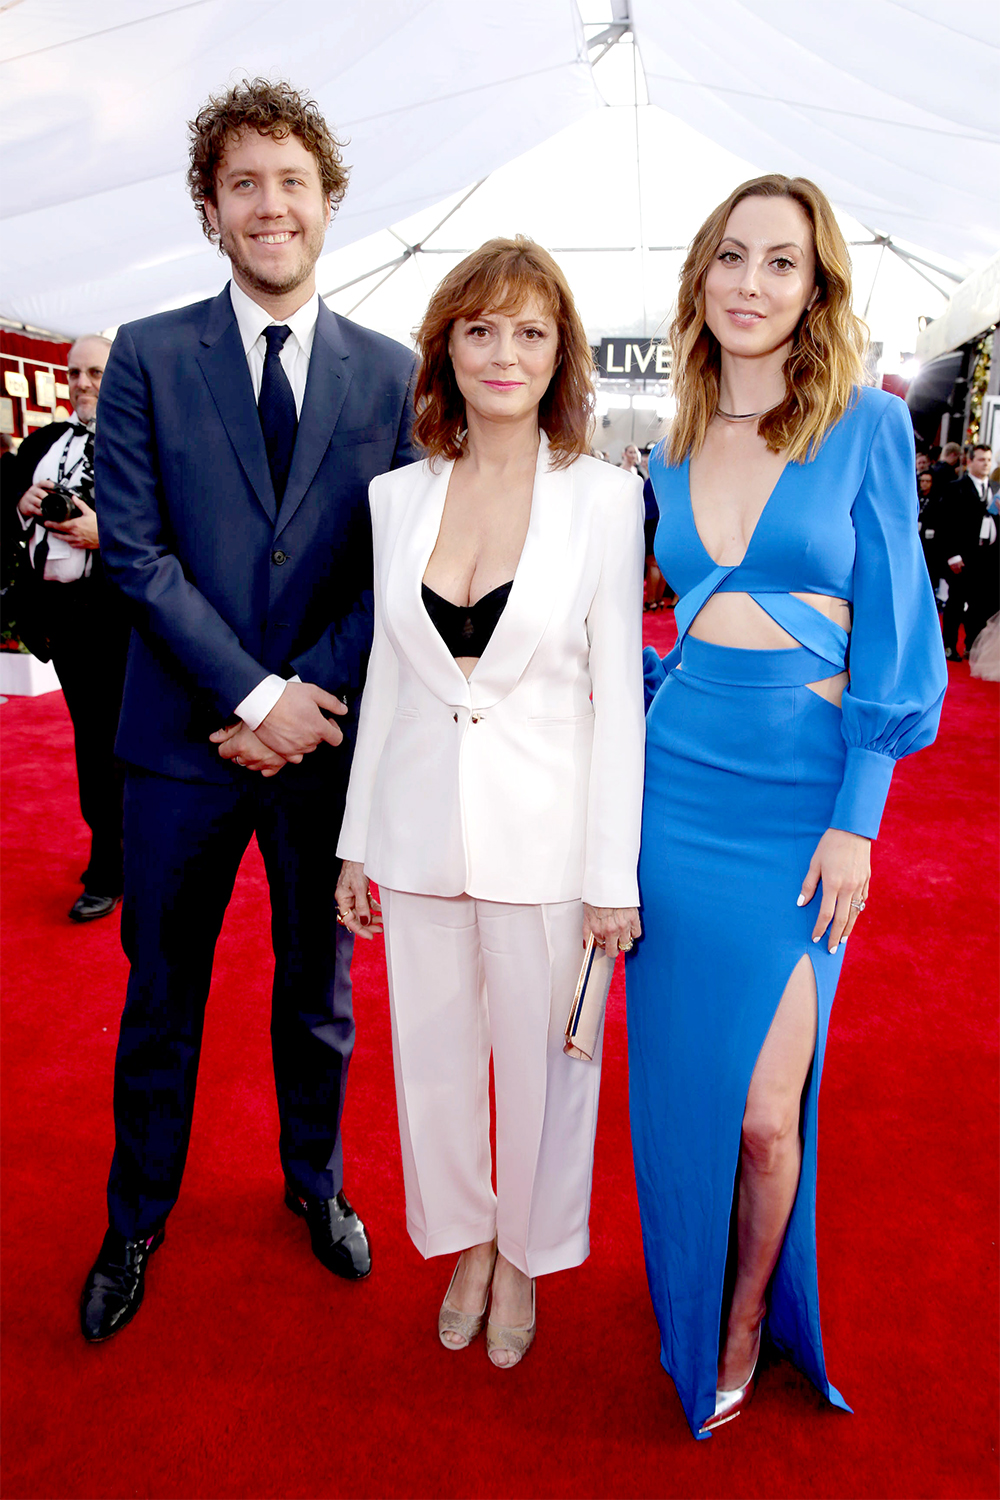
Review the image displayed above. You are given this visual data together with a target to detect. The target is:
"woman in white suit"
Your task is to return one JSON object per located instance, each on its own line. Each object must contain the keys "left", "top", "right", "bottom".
{"left": 336, "top": 237, "right": 644, "bottom": 1365}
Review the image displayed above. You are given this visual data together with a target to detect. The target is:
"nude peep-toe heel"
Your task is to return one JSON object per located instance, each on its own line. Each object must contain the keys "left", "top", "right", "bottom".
{"left": 486, "top": 1280, "right": 536, "bottom": 1369}
{"left": 438, "top": 1244, "right": 497, "bottom": 1350}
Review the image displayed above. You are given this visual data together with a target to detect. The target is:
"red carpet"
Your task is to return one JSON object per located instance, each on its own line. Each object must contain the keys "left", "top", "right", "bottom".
{"left": 2, "top": 616, "right": 997, "bottom": 1499}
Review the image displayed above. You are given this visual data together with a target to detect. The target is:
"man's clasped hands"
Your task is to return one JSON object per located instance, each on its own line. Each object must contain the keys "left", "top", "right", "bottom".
{"left": 209, "top": 681, "right": 347, "bottom": 776}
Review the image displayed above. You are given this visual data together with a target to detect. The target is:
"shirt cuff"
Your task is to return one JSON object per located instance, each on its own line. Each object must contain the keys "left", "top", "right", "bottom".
{"left": 830, "top": 747, "right": 896, "bottom": 841}
{"left": 234, "top": 675, "right": 286, "bottom": 731}
{"left": 947, "top": 554, "right": 962, "bottom": 566}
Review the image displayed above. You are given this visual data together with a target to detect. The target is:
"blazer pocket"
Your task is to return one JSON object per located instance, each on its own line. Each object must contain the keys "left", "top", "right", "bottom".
{"left": 527, "top": 710, "right": 595, "bottom": 728}
{"left": 393, "top": 705, "right": 420, "bottom": 719}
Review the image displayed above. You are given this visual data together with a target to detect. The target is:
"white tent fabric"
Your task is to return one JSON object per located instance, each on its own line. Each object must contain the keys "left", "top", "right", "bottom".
{"left": 634, "top": 0, "right": 1000, "bottom": 266}
{"left": 0, "top": 0, "right": 597, "bottom": 332}
{"left": 1, "top": 0, "right": 997, "bottom": 339}
{"left": 916, "top": 249, "right": 1000, "bottom": 361}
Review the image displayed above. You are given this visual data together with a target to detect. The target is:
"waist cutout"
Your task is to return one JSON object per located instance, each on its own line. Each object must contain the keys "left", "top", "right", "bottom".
{"left": 679, "top": 635, "right": 841, "bottom": 687}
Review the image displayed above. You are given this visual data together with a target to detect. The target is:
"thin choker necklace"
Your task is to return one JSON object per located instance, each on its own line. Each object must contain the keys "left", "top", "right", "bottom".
{"left": 716, "top": 401, "right": 780, "bottom": 422}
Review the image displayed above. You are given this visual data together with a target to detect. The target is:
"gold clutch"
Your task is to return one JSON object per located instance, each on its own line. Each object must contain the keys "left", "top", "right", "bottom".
{"left": 564, "top": 933, "right": 615, "bottom": 1062}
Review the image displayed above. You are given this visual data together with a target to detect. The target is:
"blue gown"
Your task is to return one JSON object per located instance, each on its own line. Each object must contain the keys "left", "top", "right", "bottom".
{"left": 626, "top": 387, "right": 947, "bottom": 1438}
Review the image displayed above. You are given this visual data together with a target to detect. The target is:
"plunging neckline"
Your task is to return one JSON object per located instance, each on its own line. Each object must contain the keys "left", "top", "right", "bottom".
{"left": 403, "top": 433, "right": 566, "bottom": 700}
{"left": 422, "top": 457, "right": 534, "bottom": 611}
{"left": 684, "top": 452, "right": 790, "bottom": 571}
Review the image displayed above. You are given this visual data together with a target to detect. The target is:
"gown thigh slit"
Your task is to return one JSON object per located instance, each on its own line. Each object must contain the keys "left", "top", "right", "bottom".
{"left": 720, "top": 956, "right": 818, "bottom": 1364}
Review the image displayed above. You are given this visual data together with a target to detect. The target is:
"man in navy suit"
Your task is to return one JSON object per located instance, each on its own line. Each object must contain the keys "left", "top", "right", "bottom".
{"left": 81, "top": 79, "right": 417, "bottom": 1341}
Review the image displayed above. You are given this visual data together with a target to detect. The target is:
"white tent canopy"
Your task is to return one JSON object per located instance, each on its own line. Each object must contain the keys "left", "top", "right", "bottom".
{"left": 634, "top": 0, "right": 999, "bottom": 265}
{"left": 1, "top": 0, "right": 997, "bottom": 351}
{"left": 915, "top": 250, "right": 1000, "bottom": 362}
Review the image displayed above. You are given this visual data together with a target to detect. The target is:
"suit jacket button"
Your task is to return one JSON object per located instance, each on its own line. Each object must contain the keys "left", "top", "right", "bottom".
{"left": 453, "top": 712, "right": 458, "bottom": 722}
{"left": 272, "top": 550, "right": 287, "bottom": 565}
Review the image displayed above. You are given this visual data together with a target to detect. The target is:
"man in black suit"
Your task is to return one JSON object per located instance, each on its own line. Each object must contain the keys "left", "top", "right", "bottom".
{"left": 929, "top": 440, "right": 961, "bottom": 501}
{"left": 80, "top": 79, "right": 417, "bottom": 1341}
{"left": 5, "top": 336, "right": 130, "bottom": 921}
{"left": 941, "top": 443, "right": 995, "bottom": 659}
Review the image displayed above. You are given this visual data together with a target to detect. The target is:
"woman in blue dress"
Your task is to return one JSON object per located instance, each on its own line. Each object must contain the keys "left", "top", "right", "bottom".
{"left": 627, "top": 175, "right": 947, "bottom": 1439}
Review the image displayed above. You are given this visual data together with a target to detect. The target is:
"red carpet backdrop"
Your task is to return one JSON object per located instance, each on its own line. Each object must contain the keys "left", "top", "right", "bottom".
{"left": 1, "top": 618, "right": 997, "bottom": 1499}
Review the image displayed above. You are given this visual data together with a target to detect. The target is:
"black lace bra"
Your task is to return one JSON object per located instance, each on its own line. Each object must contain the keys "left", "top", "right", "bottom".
{"left": 421, "top": 580, "right": 514, "bottom": 658}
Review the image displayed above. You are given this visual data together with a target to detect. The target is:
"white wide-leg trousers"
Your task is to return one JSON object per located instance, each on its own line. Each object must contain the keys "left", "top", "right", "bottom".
{"left": 380, "top": 889, "right": 605, "bottom": 1278}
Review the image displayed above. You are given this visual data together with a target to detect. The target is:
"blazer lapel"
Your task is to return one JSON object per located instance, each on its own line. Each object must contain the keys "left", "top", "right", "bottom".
{"left": 386, "top": 458, "right": 473, "bottom": 707}
{"left": 471, "top": 433, "right": 572, "bottom": 709}
{"left": 274, "top": 301, "right": 351, "bottom": 538}
{"left": 195, "top": 287, "right": 276, "bottom": 524}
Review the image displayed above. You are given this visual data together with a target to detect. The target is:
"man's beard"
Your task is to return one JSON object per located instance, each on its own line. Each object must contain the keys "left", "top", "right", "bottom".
{"left": 222, "top": 222, "right": 326, "bottom": 298}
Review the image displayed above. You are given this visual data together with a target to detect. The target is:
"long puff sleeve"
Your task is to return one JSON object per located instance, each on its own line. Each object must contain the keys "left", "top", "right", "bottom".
{"left": 831, "top": 397, "right": 947, "bottom": 839}
{"left": 643, "top": 644, "right": 669, "bottom": 711}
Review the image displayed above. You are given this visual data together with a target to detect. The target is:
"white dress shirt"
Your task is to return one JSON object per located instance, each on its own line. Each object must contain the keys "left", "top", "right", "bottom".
{"left": 228, "top": 278, "right": 318, "bottom": 418}
{"left": 972, "top": 475, "right": 997, "bottom": 544}
{"left": 228, "top": 281, "right": 319, "bottom": 729}
{"left": 20, "top": 422, "right": 95, "bottom": 581}
{"left": 947, "top": 473, "right": 994, "bottom": 567}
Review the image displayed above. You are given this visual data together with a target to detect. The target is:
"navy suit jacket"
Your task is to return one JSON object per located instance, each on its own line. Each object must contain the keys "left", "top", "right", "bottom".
{"left": 95, "top": 286, "right": 417, "bottom": 788}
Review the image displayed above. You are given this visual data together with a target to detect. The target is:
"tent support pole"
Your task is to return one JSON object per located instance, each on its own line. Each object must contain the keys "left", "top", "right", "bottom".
{"left": 323, "top": 177, "right": 489, "bottom": 311}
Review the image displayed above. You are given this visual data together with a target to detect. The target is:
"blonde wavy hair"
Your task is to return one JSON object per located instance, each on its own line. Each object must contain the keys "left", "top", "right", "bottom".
{"left": 667, "top": 175, "right": 868, "bottom": 466}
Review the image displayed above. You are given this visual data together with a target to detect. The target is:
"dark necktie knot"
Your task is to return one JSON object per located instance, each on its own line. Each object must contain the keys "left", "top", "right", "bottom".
{"left": 263, "top": 324, "right": 292, "bottom": 357}
{"left": 258, "top": 325, "right": 297, "bottom": 508}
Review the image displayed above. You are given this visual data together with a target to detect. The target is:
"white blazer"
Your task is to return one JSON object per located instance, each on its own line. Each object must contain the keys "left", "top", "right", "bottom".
{"left": 337, "top": 434, "right": 645, "bottom": 907}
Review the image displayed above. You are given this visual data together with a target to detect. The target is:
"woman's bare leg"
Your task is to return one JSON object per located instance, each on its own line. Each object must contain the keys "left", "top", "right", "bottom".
{"left": 719, "top": 954, "right": 818, "bottom": 1388}
{"left": 645, "top": 558, "right": 667, "bottom": 609}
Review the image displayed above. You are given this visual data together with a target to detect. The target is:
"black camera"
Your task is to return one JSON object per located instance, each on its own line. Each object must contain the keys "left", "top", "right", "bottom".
{"left": 40, "top": 484, "right": 83, "bottom": 523}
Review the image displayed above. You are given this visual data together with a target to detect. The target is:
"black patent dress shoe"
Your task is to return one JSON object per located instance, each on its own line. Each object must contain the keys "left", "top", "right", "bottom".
{"left": 69, "top": 891, "right": 122, "bottom": 923}
{"left": 80, "top": 1226, "right": 164, "bottom": 1342}
{"left": 285, "top": 1186, "right": 372, "bottom": 1280}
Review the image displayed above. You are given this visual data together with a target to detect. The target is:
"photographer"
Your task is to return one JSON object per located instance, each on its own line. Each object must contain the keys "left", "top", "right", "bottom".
{"left": 6, "top": 335, "right": 129, "bottom": 921}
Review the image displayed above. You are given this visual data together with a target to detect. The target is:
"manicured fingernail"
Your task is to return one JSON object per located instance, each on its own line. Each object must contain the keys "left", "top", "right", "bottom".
{"left": 812, "top": 934, "right": 821, "bottom": 943}
{"left": 796, "top": 894, "right": 806, "bottom": 906}
{"left": 829, "top": 944, "right": 837, "bottom": 953}
{"left": 360, "top": 915, "right": 370, "bottom": 926}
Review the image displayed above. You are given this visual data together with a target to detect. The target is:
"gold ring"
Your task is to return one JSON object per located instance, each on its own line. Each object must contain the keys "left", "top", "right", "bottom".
{"left": 336, "top": 912, "right": 350, "bottom": 926}
{"left": 850, "top": 898, "right": 866, "bottom": 912}
{"left": 618, "top": 937, "right": 634, "bottom": 953}
{"left": 234, "top": 755, "right": 244, "bottom": 766}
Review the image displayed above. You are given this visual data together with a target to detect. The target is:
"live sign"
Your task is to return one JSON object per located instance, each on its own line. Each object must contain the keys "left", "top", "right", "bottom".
{"left": 598, "top": 339, "right": 671, "bottom": 380}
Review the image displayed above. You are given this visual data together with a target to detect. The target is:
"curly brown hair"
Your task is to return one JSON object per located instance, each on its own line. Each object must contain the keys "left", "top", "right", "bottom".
{"left": 187, "top": 78, "right": 349, "bottom": 243}
{"left": 413, "top": 237, "right": 594, "bottom": 471}
{"left": 666, "top": 174, "right": 868, "bottom": 467}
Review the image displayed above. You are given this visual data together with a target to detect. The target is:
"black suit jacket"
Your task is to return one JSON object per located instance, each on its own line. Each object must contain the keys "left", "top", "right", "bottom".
{"left": 1, "top": 421, "right": 117, "bottom": 662}
{"left": 95, "top": 286, "right": 417, "bottom": 786}
{"left": 929, "top": 460, "right": 958, "bottom": 503}
{"left": 940, "top": 474, "right": 989, "bottom": 564}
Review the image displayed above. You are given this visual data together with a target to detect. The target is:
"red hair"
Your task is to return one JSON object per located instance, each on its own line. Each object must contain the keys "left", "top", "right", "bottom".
{"left": 413, "top": 237, "right": 593, "bottom": 470}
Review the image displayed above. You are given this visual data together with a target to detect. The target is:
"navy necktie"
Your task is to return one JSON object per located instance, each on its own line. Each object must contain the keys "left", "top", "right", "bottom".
{"left": 258, "top": 325, "right": 298, "bottom": 506}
